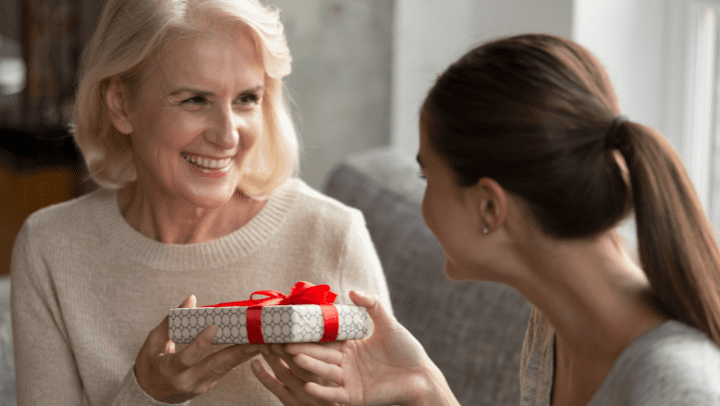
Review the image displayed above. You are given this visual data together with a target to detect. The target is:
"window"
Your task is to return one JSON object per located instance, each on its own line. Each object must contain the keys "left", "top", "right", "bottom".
{"left": 684, "top": 0, "right": 720, "bottom": 228}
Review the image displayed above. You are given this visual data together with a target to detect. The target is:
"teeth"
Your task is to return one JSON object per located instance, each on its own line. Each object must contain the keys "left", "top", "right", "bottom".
{"left": 181, "top": 153, "right": 232, "bottom": 170}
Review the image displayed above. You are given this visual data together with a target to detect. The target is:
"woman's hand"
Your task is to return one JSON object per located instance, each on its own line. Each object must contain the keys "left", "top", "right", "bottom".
{"left": 259, "top": 291, "right": 459, "bottom": 406}
{"left": 251, "top": 343, "right": 340, "bottom": 406}
{"left": 134, "top": 295, "right": 261, "bottom": 403}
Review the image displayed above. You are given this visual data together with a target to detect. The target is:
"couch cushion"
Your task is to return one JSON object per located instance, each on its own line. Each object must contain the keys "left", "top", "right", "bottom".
{"left": 324, "top": 161, "right": 531, "bottom": 406}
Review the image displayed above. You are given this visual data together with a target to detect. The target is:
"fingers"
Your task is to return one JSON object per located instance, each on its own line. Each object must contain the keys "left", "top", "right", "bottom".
{"left": 283, "top": 344, "right": 345, "bottom": 385}
{"left": 267, "top": 345, "right": 347, "bottom": 393}
{"left": 274, "top": 344, "right": 335, "bottom": 384}
{"left": 260, "top": 346, "right": 303, "bottom": 389}
{"left": 166, "top": 343, "right": 260, "bottom": 399}
{"left": 292, "top": 353, "right": 344, "bottom": 385}
{"left": 149, "top": 295, "right": 198, "bottom": 352}
{"left": 252, "top": 350, "right": 336, "bottom": 406}
{"left": 251, "top": 359, "right": 296, "bottom": 403}
{"left": 179, "top": 294, "right": 197, "bottom": 309}
{"left": 284, "top": 343, "right": 343, "bottom": 366}
{"left": 165, "top": 339, "right": 176, "bottom": 354}
{"left": 348, "top": 290, "right": 375, "bottom": 307}
{"left": 350, "top": 290, "right": 391, "bottom": 323}
{"left": 149, "top": 316, "right": 172, "bottom": 350}
{"left": 137, "top": 295, "right": 236, "bottom": 403}
{"left": 168, "top": 294, "right": 258, "bottom": 375}
{"left": 304, "top": 382, "right": 350, "bottom": 404}
{"left": 170, "top": 325, "right": 218, "bottom": 372}
{"left": 350, "top": 290, "right": 399, "bottom": 338}
{"left": 182, "top": 344, "right": 261, "bottom": 397}
{"left": 202, "top": 344, "right": 260, "bottom": 375}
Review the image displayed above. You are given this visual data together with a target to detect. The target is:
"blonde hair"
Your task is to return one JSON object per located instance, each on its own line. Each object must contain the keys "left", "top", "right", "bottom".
{"left": 72, "top": 0, "right": 298, "bottom": 198}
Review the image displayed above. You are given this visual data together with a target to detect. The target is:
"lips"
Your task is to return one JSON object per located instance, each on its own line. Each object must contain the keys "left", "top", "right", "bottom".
{"left": 181, "top": 152, "right": 233, "bottom": 170}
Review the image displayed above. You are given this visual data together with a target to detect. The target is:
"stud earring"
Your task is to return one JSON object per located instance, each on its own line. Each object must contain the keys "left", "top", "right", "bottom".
{"left": 482, "top": 225, "right": 489, "bottom": 234}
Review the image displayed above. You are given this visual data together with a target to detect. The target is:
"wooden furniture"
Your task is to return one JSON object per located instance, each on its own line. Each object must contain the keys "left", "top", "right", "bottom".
{"left": 0, "top": 128, "right": 84, "bottom": 276}
{"left": 0, "top": 0, "right": 86, "bottom": 276}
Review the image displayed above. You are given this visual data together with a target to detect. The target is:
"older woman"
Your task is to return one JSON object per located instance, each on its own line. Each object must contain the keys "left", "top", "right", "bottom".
{"left": 257, "top": 34, "right": 720, "bottom": 406}
{"left": 10, "top": 0, "right": 390, "bottom": 405}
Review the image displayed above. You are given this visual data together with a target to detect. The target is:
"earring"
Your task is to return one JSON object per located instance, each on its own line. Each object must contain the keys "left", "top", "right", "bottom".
{"left": 482, "top": 225, "right": 489, "bottom": 234}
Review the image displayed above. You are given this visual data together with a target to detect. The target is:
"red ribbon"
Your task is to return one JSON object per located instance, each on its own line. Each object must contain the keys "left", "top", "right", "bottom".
{"left": 204, "top": 281, "right": 339, "bottom": 344}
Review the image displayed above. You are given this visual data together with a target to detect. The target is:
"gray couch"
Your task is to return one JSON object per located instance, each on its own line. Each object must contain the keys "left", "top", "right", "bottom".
{"left": 0, "top": 147, "right": 532, "bottom": 406}
{"left": 0, "top": 276, "right": 14, "bottom": 406}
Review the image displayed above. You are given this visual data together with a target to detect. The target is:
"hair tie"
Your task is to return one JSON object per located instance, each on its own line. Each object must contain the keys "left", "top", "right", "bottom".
{"left": 605, "top": 115, "right": 629, "bottom": 149}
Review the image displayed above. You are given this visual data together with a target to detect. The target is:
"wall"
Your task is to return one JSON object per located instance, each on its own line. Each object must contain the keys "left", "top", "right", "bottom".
{"left": 572, "top": 0, "right": 669, "bottom": 142}
{"left": 272, "top": 0, "right": 394, "bottom": 190}
{"left": 392, "top": 0, "right": 575, "bottom": 156}
{"left": 572, "top": 0, "right": 700, "bottom": 246}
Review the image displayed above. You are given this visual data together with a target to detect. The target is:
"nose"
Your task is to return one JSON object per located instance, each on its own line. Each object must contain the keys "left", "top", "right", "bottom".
{"left": 206, "top": 105, "right": 242, "bottom": 150}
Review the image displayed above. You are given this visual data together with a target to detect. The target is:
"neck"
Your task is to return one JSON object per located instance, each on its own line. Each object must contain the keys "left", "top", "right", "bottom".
{"left": 505, "top": 231, "right": 667, "bottom": 401}
{"left": 117, "top": 182, "right": 265, "bottom": 244}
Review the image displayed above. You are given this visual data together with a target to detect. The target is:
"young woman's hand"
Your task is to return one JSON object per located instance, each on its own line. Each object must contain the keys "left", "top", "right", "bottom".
{"left": 261, "top": 291, "right": 459, "bottom": 406}
{"left": 134, "top": 295, "right": 261, "bottom": 403}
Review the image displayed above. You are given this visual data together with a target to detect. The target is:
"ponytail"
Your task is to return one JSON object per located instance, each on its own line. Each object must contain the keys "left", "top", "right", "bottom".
{"left": 622, "top": 122, "right": 720, "bottom": 344}
{"left": 421, "top": 33, "right": 720, "bottom": 344}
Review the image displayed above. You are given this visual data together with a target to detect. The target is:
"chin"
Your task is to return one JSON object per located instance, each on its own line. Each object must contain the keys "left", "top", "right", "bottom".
{"left": 443, "top": 260, "right": 466, "bottom": 281}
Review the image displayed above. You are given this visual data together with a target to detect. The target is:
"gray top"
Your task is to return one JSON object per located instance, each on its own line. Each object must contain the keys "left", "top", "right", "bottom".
{"left": 520, "top": 307, "right": 720, "bottom": 405}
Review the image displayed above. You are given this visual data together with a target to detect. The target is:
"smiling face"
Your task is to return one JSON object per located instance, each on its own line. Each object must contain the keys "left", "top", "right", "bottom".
{"left": 118, "top": 28, "right": 266, "bottom": 208}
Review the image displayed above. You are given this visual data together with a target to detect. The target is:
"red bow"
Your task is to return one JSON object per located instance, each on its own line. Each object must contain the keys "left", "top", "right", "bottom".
{"left": 205, "top": 281, "right": 338, "bottom": 307}
{"left": 205, "top": 281, "right": 339, "bottom": 344}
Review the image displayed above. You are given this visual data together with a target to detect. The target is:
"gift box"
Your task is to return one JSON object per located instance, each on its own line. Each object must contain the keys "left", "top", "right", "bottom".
{"left": 168, "top": 282, "right": 368, "bottom": 344}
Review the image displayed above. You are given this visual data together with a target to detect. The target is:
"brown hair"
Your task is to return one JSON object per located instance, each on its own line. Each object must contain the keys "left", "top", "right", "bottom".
{"left": 422, "top": 33, "right": 720, "bottom": 344}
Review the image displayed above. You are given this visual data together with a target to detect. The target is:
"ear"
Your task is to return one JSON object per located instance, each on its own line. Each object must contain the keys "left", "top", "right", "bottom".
{"left": 104, "top": 78, "right": 134, "bottom": 135}
{"left": 475, "top": 178, "right": 507, "bottom": 233}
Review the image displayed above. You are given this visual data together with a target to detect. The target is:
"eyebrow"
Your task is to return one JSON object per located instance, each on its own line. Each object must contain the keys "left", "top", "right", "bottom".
{"left": 416, "top": 154, "right": 424, "bottom": 168}
{"left": 168, "top": 85, "right": 265, "bottom": 97}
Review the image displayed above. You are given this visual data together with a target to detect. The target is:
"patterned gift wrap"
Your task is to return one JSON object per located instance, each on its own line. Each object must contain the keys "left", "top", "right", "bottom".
{"left": 169, "top": 304, "right": 368, "bottom": 344}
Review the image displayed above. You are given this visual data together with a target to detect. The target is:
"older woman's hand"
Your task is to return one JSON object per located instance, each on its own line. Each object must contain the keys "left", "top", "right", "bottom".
{"left": 134, "top": 295, "right": 260, "bottom": 403}
{"left": 251, "top": 343, "right": 340, "bottom": 406}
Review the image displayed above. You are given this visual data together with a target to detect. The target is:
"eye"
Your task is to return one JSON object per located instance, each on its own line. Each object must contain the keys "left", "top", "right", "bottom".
{"left": 181, "top": 96, "right": 208, "bottom": 105}
{"left": 236, "top": 93, "right": 260, "bottom": 106}
{"left": 418, "top": 170, "right": 427, "bottom": 180}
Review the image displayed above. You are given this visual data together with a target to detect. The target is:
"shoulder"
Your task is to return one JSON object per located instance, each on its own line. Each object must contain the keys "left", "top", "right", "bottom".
{"left": 21, "top": 188, "right": 113, "bottom": 237}
{"left": 647, "top": 320, "right": 720, "bottom": 362}
{"left": 599, "top": 320, "right": 720, "bottom": 405}
{"left": 16, "top": 188, "right": 117, "bottom": 257}
{"left": 636, "top": 320, "right": 720, "bottom": 380}
{"left": 11, "top": 188, "right": 115, "bottom": 288}
{"left": 284, "top": 178, "right": 366, "bottom": 231}
{"left": 641, "top": 321, "right": 720, "bottom": 387}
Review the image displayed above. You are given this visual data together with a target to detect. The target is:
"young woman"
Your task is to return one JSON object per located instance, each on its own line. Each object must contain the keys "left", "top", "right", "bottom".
{"left": 254, "top": 34, "right": 720, "bottom": 406}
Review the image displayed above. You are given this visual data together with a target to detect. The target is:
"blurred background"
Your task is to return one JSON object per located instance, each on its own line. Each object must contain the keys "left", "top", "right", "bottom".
{"left": 0, "top": 0, "right": 719, "bottom": 276}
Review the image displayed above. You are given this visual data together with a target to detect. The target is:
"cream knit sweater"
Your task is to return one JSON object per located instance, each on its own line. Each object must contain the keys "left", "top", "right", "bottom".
{"left": 11, "top": 178, "right": 391, "bottom": 405}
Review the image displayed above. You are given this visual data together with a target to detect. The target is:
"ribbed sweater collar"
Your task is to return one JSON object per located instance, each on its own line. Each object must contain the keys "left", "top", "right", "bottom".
{"left": 90, "top": 179, "right": 299, "bottom": 271}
